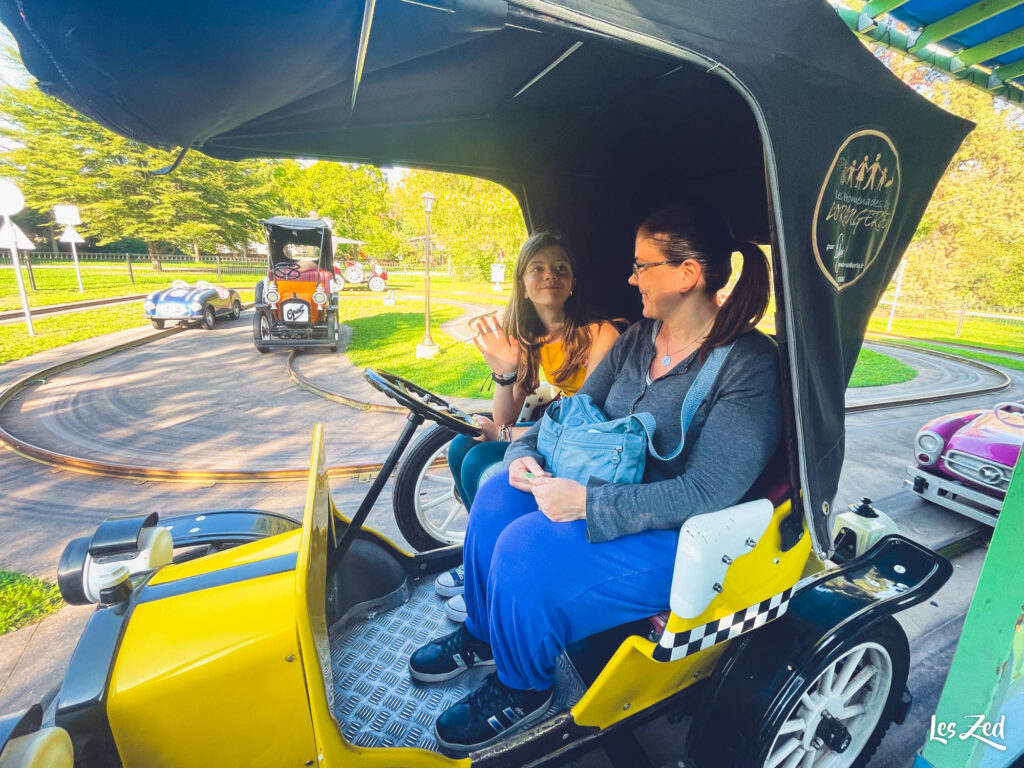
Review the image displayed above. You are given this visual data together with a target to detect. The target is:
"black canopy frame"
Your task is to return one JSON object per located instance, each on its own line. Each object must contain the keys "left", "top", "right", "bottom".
{"left": 0, "top": 0, "right": 974, "bottom": 556}
{"left": 261, "top": 217, "right": 335, "bottom": 270}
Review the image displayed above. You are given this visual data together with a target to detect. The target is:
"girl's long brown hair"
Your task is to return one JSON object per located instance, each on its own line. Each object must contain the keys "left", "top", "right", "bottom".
{"left": 502, "top": 232, "right": 595, "bottom": 393}
{"left": 637, "top": 204, "right": 770, "bottom": 361}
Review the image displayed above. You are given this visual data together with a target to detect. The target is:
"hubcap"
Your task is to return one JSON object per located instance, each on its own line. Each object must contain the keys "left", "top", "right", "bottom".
{"left": 765, "top": 642, "right": 893, "bottom": 768}
{"left": 413, "top": 441, "right": 468, "bottom": 545}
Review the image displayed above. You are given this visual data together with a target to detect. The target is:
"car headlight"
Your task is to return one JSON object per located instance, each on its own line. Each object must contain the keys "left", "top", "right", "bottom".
{"left": 915, "top": 430, "right": 944, "bottom": 465}
{"left": 265, "top": 290, "right": 280, "bottom": 304}
{"left": 190, "top": 301, "right": 203, "bottom": 312}
{"left": 144, "top": 300, "right": 156, "bottom": 311}
{"left": 312, "top": 290, "right": 327, "bottom": 305}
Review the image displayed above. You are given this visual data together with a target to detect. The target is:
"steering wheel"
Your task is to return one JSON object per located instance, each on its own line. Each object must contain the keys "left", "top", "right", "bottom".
{"left": 994, "top": 401, "right": 1024, "bottom": 428}
{"left": 364, "top": 368, "right": 482, "bottom": 437}
{"left": 273, "top": 262, "right": 302, "bottom": 280}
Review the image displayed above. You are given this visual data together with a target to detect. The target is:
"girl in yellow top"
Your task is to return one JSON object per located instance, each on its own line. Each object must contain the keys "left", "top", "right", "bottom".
{"left": 438, "top": 232, "right": 618, "bottom": 618}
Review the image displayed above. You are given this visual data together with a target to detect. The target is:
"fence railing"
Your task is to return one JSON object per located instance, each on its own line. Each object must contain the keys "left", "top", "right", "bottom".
{"left": 871, "top": 297, "right": 1024, "bottom": 349}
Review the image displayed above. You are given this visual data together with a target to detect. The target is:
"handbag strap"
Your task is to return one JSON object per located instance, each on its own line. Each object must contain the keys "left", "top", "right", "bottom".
{"left": 635, "top": 340, "right": 737, "bottom": 462}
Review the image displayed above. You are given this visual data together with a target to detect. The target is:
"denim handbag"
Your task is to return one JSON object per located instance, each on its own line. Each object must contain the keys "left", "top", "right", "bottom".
{"left": 536, "top": 395, "right": 648, "bottom": 485}
{"left": 536, "top": 342, "right": 735, "bottom": 485}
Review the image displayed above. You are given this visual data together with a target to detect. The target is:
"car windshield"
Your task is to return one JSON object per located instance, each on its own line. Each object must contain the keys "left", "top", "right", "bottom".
{"left": 284, "top": 244, "right": 321, "bottom": 261}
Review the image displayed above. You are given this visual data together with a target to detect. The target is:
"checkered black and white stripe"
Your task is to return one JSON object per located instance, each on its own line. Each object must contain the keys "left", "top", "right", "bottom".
{"left": 652, "top": 587, "right": 793, "bottom": 662}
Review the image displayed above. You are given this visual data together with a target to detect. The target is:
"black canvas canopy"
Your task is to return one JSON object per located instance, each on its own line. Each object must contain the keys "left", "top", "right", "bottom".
{"left": 0, "top": 0, "right": 973, "bottom": 555}
{"left": 261, "top": 217, "right": 334, "bottom": 268}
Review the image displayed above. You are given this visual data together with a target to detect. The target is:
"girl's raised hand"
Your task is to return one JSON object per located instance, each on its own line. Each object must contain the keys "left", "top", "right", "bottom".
{"left": 471, "top": 314, "right": 518, "bottom": 374}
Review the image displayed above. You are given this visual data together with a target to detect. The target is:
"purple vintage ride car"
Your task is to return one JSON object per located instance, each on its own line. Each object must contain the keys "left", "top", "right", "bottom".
{"left": 906, "top": 399, "right": 1024, "bottom": 525}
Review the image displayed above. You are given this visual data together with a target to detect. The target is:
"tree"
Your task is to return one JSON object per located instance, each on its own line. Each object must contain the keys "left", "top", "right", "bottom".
{"left": 275, "top": 161, "right": 404, "bottom": 260}
{"left": 393, "top": 171, "right": 527, "bottom": 279}
{"left": 0, "top": 81, "right": 280, "bottom": 264}
{"left": 868, "top": 43, "right": 1024, "bottom": 310}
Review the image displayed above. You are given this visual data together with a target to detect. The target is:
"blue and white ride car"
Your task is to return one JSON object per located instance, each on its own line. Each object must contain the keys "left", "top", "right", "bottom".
{"left": 144, "top": 280, "right": 242, "bottom": 330}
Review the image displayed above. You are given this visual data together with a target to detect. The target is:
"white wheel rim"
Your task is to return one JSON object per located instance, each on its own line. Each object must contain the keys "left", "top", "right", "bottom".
{"left": 412, "top": 440, "right": 468, "bottom": 545}
{"left": 260, "top": 315, "right": 271, "bottom": 340}
{"left": 765, "top": 641, "right": 894, "bottom": 768}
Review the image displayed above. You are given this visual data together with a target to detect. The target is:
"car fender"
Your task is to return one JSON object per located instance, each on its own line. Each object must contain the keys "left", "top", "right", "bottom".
{"left": 922, "top": 410, "right": 985, "bottom": 443}
{"left": 690, "top": 535, "right": 951, "bottom": 766}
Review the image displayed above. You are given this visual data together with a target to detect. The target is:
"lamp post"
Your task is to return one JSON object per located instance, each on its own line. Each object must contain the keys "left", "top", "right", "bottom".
{"left": 0, "top": 179, "right": 34, "bottom": 335}
{"left": 416, "top": 191, "right": 439, "bottom": 359}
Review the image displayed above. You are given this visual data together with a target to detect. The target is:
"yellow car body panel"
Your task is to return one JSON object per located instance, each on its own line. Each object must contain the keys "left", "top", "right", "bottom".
{"left": 572, "top": 500, "right": 811, "bottom": 729}
{"left": 107, "top": 571, "right": 317, "bottom": 768}
{"left": 146, "top": 530, "right": 301, "bottom": 585}
{"left": 291, "top": 426, "right": 468, "bottom": 768}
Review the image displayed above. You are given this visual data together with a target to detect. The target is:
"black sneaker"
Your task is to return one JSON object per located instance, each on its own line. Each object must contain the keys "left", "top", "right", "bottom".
{"left": 409, "top": 625, "right": 495, "bottom": 683}
{"left": 435, "top": 672, "right": 553, "bottom": 753}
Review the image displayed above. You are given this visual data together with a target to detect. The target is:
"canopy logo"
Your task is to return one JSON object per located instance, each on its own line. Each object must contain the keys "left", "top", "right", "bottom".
{"left": 812, "top": 129, "right": 900, "bottom": 291}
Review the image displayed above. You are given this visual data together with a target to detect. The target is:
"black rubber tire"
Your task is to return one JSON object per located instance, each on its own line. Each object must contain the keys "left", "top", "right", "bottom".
{"left": 392, "top": 423, "right": 463, "bottom": 551}
{"left": 202, "top": 304, "right": 216, "bottom": 330}
{"left": 327, "top": 311, "right": 339, "bottom": 352}
{"left": 691, "top": 616, "right": 910, "bottom": 768}
{"left": 151, "top": 319, "right": 165, "bottom": 329}
{"left": 231, "top": 299, "right": 242, "bottom": 319}
{"left": 253, "top": 309, "right": 271, "bottom": 353}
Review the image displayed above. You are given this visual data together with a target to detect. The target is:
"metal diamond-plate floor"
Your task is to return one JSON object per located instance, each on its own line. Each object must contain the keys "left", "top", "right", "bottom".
{"left": 328, "top": 580, "right": 586, "bottom": 752}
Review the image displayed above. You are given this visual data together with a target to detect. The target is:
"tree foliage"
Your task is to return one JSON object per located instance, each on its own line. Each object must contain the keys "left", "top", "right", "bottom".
{"left": 274, "top": 161, "right": 404, "bottom": 259}
{"left": 393, "top": 170, "right": 527, "bottom": 279}
{"left": 0, "top": 81, "right": 279, "bottom": 257}
{"left": 872, "top": 47, "right": 1024, "bottom": 309}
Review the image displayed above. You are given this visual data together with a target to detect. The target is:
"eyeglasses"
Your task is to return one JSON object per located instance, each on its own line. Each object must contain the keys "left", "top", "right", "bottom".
{"left": 631, "top": 259, "right": 677, "bottom": 276}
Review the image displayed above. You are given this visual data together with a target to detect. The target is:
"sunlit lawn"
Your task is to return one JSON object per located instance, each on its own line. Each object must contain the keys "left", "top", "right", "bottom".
{"left": 891, "top": 340, "right": 1024, "bottom": 375}
{"left": 868, "top": 313, "right": 1024, "bottom": 352}
{"left": 340, "top": 296, "right": 491, "bottom": 398}
{"left": 0, "top": 262, "right": 261, "bottom": 311}
{"left": 0, "top": 570, "right": 62, "bottom": 635}
{"left": 0, "top": 290, "right": 255, "bottom": 365}
{"left": 848, "top": 348, "right": 917, "bottom": 387}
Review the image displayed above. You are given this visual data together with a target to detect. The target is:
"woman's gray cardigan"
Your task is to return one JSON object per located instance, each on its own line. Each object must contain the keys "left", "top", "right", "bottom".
{"left": 504, "top": 321, "right": 782, "bottom": 543}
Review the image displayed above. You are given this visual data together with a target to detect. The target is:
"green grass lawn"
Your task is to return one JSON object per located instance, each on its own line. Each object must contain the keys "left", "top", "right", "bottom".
{"left": 0, "top": 263, "right": 260, "bottom": 311}
{"left": 341, "top": 297, "right": 492, "bottom": 398}
{"left": 0, "top": 289, "right": 256, "bottom": 365}
{"left": 848, "top": 348, "right": 917, "bottom": 388}
{"left": 891, "top": 340, "right": 1024, "bottom": 375}
{"left": 868, "top": 313, "right": 1024, "bottom": 352}
{"left": 0, "top": 570, "right": 62, "bottom": 635}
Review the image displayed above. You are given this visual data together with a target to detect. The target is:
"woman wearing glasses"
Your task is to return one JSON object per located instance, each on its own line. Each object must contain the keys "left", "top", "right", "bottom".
{"left": 410, "top": 203, "right": 781, "bottom": 754}
{"left": 434, "top": 232, "right": 619, "bottom": 619}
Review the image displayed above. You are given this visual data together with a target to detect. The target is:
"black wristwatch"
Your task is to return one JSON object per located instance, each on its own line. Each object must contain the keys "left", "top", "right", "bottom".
{"left": 491, "top": 371, "right": 517, "bottom": 386}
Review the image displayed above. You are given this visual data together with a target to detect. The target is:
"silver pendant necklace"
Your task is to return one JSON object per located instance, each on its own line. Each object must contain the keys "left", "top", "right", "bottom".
{"left": 658, "top": 319, "right": 713, "bottom": 368}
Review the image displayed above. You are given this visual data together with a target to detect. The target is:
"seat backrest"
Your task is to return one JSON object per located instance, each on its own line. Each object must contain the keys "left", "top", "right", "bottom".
{"left": 670, "top": 499, "right": 775, "bottom": 619}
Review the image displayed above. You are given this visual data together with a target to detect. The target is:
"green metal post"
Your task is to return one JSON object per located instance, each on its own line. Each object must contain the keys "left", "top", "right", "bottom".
{"left": 917, "top": 450, "right": 1024, "bottom": 766}
{"left": 125, "top": 253, "right": 135, "bottom": 284}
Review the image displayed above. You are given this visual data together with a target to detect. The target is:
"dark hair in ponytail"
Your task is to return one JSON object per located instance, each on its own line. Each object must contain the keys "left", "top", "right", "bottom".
{"left": 637, "top": 203, "right": 771, "bottom": 360}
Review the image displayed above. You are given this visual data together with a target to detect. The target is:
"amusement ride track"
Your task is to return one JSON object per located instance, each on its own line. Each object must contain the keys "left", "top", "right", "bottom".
{"left": 0, "top": 311, "right": 1012, "bottom": 485}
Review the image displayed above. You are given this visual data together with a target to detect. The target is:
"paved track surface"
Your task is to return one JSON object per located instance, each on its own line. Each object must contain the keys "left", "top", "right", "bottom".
{"left": 0, "top": 311, "right": 1019, "bottom": 767}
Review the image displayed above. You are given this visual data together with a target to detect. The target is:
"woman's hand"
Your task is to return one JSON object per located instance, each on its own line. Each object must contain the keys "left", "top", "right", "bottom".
{"left": 472, "top": 315, "right": 518, "bottom": 375}
{"left": 472, "top": 415, "right": 499, "bottom": 442}
{"left": 529, "top": 477, "right": 587, "bottom": 522}
{"left": 508, "top": 456, "right": 549, "bottom": 491}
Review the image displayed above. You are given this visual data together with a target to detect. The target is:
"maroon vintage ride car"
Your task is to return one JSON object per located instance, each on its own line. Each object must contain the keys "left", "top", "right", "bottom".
{"left": 906, "top": 399, "right": 1024, "bottom": 525}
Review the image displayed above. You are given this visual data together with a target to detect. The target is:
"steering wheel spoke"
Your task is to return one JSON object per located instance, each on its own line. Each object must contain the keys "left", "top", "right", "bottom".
{"left": 363, "top": 368, "right": 482, "bottom": 437}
